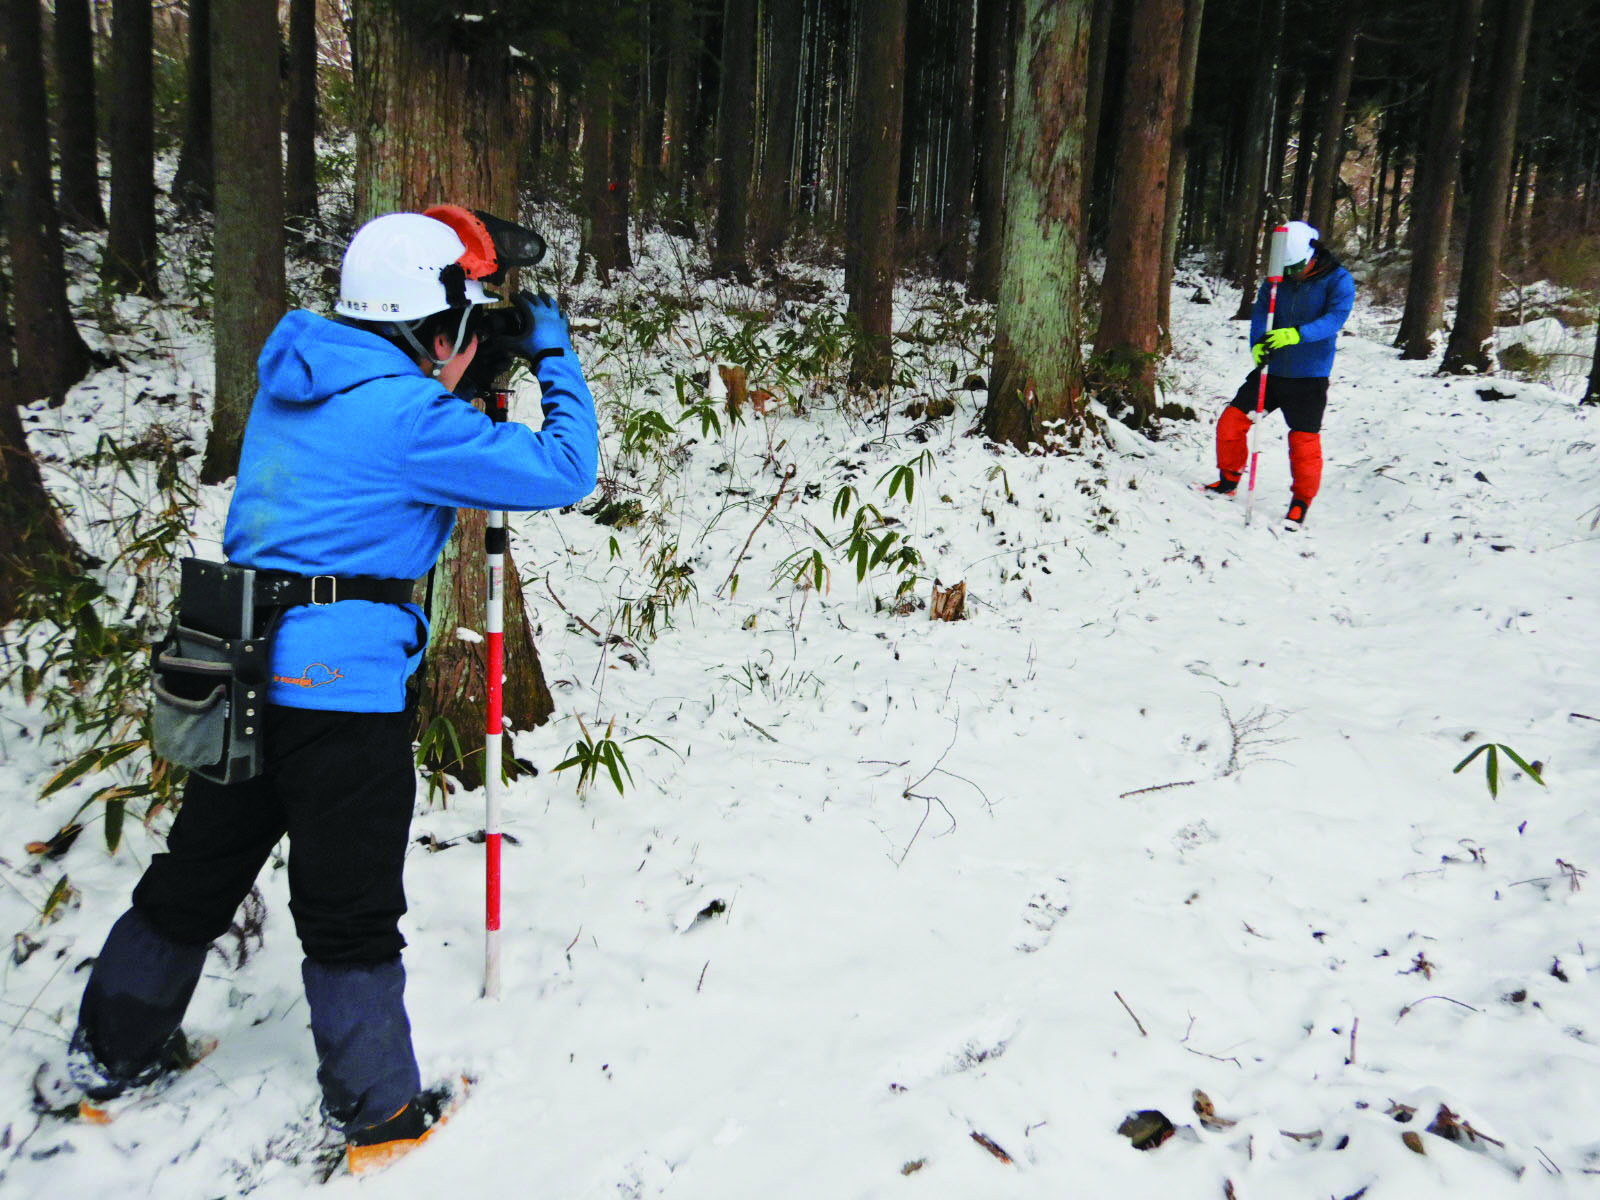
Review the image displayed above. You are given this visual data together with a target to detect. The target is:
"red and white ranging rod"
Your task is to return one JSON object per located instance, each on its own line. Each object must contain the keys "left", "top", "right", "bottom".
{"left": 483, "top": 389, "right": 509, "bottom": 1000}
{"left": 1245, "top": 225, "right": 1289, "bottom": 526}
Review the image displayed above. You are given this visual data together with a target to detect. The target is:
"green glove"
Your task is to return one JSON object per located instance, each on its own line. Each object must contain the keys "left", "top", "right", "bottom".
{"left": 1251, "top": 342, "right": 1269, "bottom": 367}
{"left": 1263, "top": 327, "right": 1301, "bottom": 352}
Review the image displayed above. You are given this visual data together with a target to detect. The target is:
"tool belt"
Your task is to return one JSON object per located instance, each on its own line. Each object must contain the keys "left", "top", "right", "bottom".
{"left": 149, "top": 559, "right": 417, "bottom": 784}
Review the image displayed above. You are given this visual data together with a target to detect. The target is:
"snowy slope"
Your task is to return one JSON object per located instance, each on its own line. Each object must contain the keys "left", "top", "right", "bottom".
{"left": 2, "top": 233, "right": 1598, "bottom": 1199}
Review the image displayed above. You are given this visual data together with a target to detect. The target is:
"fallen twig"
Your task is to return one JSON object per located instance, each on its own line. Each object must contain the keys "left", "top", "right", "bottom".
{"left": 743, "top": 717, "right": 778, "bottom": 742}
{"left": 969, "top": 1131, "right": 1013, "bottom": 1164}
{"left": 1396, "top": 994, "right": 1481, "bottom": 1021}
{"left": 1114, "top": 990, "right": 1148, "bottom": 1037}
{"left": 545, "top": 575, "right": 605, "bottom": 639}
{"left": 1346, "top": 1016, "right": 1358, "bottom": 1065}
{"left": 1119, "top": 779, "right": 1198, "bottom": 799}
{"left": 716, "top": 464, "right": 796, "bottom": 598}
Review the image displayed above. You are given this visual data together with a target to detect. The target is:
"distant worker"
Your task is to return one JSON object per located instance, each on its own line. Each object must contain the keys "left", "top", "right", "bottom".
{"left": 1201, "top": 220, "right": 1355, "bottom": 526}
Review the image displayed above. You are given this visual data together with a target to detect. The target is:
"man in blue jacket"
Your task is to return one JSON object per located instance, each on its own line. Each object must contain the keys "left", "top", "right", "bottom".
{"left": 1202, "top": 220, "right": 1355, "bottom": 525}
{"left": 66, "top": 212, "right": 599, "bottom": 1171}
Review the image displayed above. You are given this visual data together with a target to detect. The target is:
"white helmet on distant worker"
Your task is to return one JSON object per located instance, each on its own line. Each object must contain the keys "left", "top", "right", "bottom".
{"left": 335, "top": 213, "right": 491, "bottom": 322}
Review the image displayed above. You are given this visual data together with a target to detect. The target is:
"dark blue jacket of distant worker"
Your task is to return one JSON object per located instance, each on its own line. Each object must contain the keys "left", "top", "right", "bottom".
{"left": 1250, "top": 252, "right": 1356, "bottom": 379}
{"left": 223, "top": 311, "right": 598, "bottom": 712}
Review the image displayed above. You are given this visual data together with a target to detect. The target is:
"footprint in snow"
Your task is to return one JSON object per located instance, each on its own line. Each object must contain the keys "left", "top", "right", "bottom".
{"left": 1016, "top": 875, "right": 1071, "bottom": 953}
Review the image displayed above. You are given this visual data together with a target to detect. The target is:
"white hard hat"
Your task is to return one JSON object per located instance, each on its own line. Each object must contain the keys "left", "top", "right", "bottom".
{"left": 1283, "top": 220, "right": 1318, "bottom": 266}
{"left": 335, "top": 213, "right": 491, "bottom": 322}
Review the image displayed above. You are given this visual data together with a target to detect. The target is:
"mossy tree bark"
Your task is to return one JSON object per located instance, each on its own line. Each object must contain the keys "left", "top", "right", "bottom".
{"left": 1095, "top": 0, "right": 1183, "bottom": 427}
{"left": 352, "top": 2, "right": 553, "bottom": 791}
{"left": 983, "top": 0, "right": 1092, "bottom": 450}
{"left": 204, "top": 0, "right": 284, "bottom": 485}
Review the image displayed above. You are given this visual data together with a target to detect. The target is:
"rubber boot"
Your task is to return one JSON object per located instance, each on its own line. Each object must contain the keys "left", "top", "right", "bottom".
{"left": 302, "top": 957, "right": 422, "bottom": 1133}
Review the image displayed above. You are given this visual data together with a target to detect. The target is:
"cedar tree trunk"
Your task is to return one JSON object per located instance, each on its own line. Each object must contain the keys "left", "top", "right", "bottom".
{"left": 1157, "top": 0, "right": 1206, "bottom": 345}
{"left": 352, "top": 2, "right": 555, "bottom": 788}
{"left": 983, "top": 0, "right": 1092, "bottom": 449}
{"left": 846, "top": 0, "right": 909, "bottom": 389}
{"left": 1441, "top": 0, "right": 1535, "bottom": 375}
{"left": 285, "top": 0, "right": 319, "bottom": 230}
{"left": 1396, "top": 0, "right": 1484, "bottom": 359}
{"left": 712, "top": 0, "right": 758, "bottom": 279}
{"left": 103, "top": 0, "right": 159, "bottom": 295}
{"left": 971, "top": 0, "right": 1014, "bottom": 301}
{"left": 754, "top": 0, "right": 805, "bottom": 262}
{"left": 54, "top": 0, "right": 106, "bottom": 230}
{"left": 1306, "top": 1, "right": 1361, "bottom": 236}
{"left": 1095, "top": 0, "right": 1183, "bottom": 425}
{"left": 2, "top": 0, "right": 94, "bottom": 404}
{"left": 173, "top": 0, "right": 213, "bottom": 211}
{"left": 204, "top": 0, "right": 284, "bottom": 484}
{"left": 936, "top": 0, "right": 978, "bottom": 282}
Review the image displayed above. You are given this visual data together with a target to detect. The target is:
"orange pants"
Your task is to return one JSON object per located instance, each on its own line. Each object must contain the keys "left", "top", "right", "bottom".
{"left": 1217, "top": 371, "right": 1327, "bottom": 502}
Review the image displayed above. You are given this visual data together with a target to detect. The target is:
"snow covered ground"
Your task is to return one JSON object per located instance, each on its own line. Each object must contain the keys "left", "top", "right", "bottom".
{"left": 2, "top": 227, "right": 1598, "bottom": 1199}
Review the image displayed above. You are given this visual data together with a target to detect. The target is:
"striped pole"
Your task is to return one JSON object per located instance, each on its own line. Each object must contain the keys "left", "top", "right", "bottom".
{"left": 484, "top": 390, "right": 509, "bottom": 1000}
{"left": 1245, "top": 225, "right": 1289, "bottom": 526}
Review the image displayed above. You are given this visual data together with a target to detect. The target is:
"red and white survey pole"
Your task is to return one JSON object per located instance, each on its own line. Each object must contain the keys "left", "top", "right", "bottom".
{"left": 483, "top": 389, "right": 509, "bottom": 1000}
{"left": 1245, "top": 225, "right": 1290, "bottom": 526}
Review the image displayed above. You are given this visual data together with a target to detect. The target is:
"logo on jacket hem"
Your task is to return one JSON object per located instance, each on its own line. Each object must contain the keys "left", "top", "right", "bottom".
{"left": 274, "top": 663, "right": 345, "bottom": 689}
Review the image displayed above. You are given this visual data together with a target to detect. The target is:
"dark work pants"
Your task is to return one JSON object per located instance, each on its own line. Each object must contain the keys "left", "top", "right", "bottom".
{"left": 76, "top": 704, "right": 423, "bottom": 1129}
{"left": 1227, "top": 369, "right": 1329, "bottom": 432}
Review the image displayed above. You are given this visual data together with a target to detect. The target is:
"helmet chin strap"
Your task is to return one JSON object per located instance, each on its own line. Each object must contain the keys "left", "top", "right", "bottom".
{"left": 394, "top": 306, "right": 474, "bottom": 372}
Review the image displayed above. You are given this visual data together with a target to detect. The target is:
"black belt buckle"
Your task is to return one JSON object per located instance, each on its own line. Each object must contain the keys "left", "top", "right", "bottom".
{"left": 309, "top": 575, "right": 338, "bottom": 605}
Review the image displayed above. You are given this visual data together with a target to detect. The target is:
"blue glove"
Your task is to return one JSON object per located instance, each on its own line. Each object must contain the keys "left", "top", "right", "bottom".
{"left": 512, "top": 290, "right": 573, "bottom": 363}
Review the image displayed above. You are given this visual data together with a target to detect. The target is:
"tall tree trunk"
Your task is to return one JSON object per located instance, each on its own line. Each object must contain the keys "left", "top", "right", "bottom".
{"left": 754, "top": 0, "right": 805, "bottom": 261}
{"left": 935, "top": 0, "right": 977, "bottom": 281}
{"left": 2, "top": 0, "right": 94, "bottom": 404}
{"left": 54, "top": 0, "right": 106, "bottom": 230}
{"left": 607, "top": 51, "right": 640, "bottom": 272}
{"left": 1225, "top": 0, "right": 1285, "bottom": 315}
{"left": 284, "top": 0, "right": 319, "bottom": 230}
{"left": 712, "top": 0, "right": 758, "bottom": 279}
{"left": 351, "top": 1, "right": 554, "bottom": 787}
{"left": 1156, "top": 0, "right": 1205, "bottom": 347}
{"left": 1078, "top": 0, "right": 1115, "bottom": 252}
{"left": 204, "top": 0, "right": 284, "bottom": 484}
{"left": 1396, "top": 0, "right": 1483, "bottom": 359}
{"left": 580, "top": 81, "right": 617, "bottom": 283}
{"left": 984, "top": 0, "right": 1091, "bottom": 449}
{"left": 846, "top": 0, "right": 909, "bottom": 389}
{"left": 103, "top": 0, "right": 159, "bottom": 295}
{"left": 659, "top": 0, "right": 695, "bottom": 222}
{"left": 173, "top": 0, "right": 213, "bottom": 211}
{"left": 1585, "top": 314, "right": 1600, "bottom": 405}
{"left": 1095, "top": 0, "right": 1183, "bottom": 425}
{"left": 1441, "top": 0, "right": 1535, "bottom": 376}
{"left": 971, "top": 0, "right": 1013, "bottom": 301}
{"left": 1289, "top": 67, "right": 1319, "bottom": 218}
{"left": 1306, "top": 1, "right": 1361, "bottom": 236}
